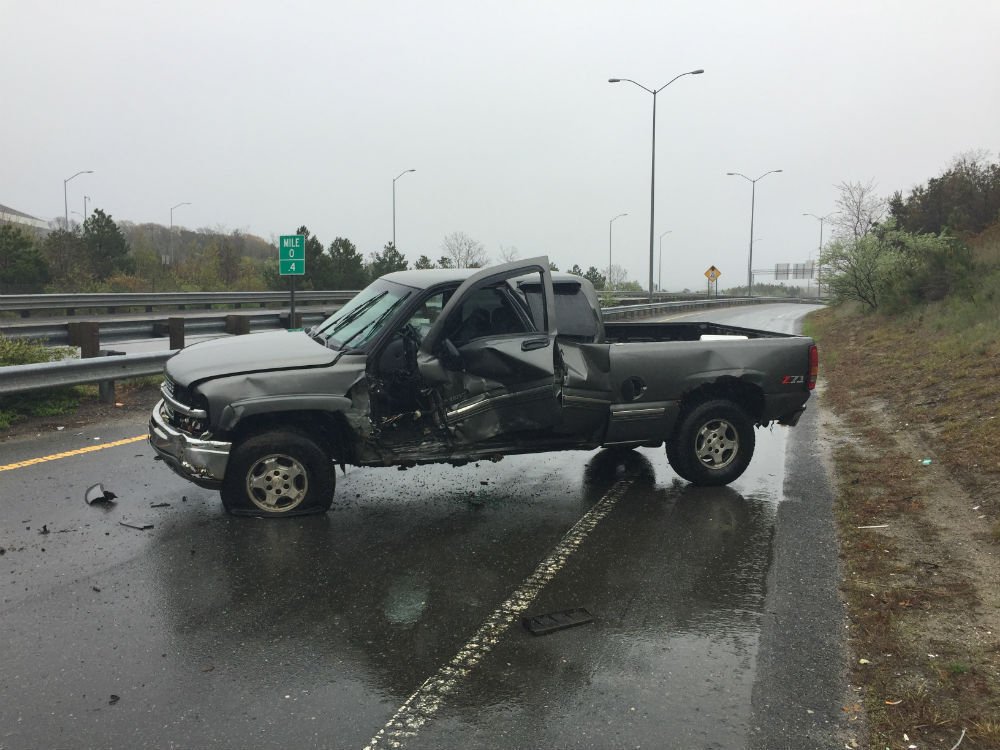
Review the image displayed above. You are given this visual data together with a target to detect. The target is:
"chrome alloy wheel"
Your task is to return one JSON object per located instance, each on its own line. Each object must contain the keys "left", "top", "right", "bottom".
{"left": 693, "top": 418, "right": 740, "bottom": 470}
{"left": 245, "top": 453, "right": 309, "bottom": 513}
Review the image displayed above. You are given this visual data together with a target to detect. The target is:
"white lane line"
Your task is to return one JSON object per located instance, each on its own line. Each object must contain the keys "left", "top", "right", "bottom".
{"left": 362, "top": 477, "right": 635, "bottom": 750}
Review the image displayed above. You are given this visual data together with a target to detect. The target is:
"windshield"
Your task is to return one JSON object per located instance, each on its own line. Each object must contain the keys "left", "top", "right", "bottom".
{"left": 312, "top": 280, "right": 412, "bottom": 350}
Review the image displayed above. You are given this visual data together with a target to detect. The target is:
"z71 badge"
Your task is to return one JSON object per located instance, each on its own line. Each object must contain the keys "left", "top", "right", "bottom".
{"left": 781, "top": 375, "right": 805, "bottom": 385}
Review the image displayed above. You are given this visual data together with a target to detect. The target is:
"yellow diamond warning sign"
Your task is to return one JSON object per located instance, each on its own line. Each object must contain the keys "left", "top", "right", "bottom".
{"left": 705, "top": 265, "right": 721, "bottom": 281}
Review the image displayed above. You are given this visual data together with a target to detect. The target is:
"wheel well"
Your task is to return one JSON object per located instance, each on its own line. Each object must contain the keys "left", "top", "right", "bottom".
{"left": 226, "top": 410, "right": 356, "bottom": 463}
{"left": 677, "top": 378, "right": 764, "bottom": 424}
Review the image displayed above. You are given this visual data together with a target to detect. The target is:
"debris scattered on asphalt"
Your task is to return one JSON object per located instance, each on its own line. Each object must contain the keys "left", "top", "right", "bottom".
{"left": 39, "top": 525, "right": 50, "bottom": 535}
{"left": 859, "top": 658, "right": 871, "bottom": 665}
{"left": 857, "top": 524, "right": 889, "bottom": 529}
{"left": 92, "top": 586, "right": 101, "bottom": 592}
{"left": 85, "top": 484, "right": 117, "bottom": 505}
{"left": 885, "top": 699, "right": 903, "bottom": 705}
{"left": 108, "top": 695, "right": 120, "bottom": 706}
{"left": 119, "top": 520, "right": 153, "bottom": 531}
{"left": 523, "top": 608, "right": 594, "bottom": 636}
{"left": 921, "top": 459, "right": 933, "bottom": 465}
{"left": 150, "top": 502, "right": 171, "bottom": 508}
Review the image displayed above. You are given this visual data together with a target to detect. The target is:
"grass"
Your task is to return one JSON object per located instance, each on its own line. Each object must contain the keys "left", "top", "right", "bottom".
{"left": 809, "top": 298, "right": 1000, "bottom": 750}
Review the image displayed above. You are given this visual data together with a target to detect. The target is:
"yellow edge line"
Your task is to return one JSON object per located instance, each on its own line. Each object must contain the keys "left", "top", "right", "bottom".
{"left": 0, "top": 435, "right": 147, "bottom": 473}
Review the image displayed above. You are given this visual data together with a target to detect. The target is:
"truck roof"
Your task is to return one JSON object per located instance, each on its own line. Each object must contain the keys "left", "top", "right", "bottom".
{"left": 382, "top": 267, "right": 585, "bottom": 290}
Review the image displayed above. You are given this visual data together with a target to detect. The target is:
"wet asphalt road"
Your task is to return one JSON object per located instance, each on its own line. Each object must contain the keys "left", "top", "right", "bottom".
{"left": 0, "top": 304, "right": 847, "bottom": 750}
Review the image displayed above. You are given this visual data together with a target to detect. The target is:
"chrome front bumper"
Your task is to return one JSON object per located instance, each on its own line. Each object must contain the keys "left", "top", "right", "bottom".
{"left": 148, "top": 399, "right": 232, "bottom": 489}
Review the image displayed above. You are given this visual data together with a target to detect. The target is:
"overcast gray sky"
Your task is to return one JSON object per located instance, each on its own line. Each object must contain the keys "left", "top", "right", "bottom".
{"left": 3, "top": 0, "right": 998, "bottom": 290}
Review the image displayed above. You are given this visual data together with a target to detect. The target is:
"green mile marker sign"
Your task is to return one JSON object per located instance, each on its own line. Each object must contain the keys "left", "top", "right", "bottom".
{"left": 279, "top": 235, "right": 305, "bottom": 275}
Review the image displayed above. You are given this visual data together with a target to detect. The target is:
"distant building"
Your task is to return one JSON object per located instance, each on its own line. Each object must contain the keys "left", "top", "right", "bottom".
{"left": 0, "top": 203, "right": 50, "bottom": 233}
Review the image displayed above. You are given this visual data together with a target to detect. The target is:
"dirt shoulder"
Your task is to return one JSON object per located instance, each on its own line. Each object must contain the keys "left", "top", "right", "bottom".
{"left": 809, "top": 306, "right": 1000, "bottom": 750}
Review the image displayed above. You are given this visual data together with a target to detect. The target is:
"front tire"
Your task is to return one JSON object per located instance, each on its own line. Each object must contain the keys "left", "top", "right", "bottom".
{"left": 221, "top": 430, "right": 335, "bottom": 517}
{"left": 666, "top": 399, "right": 755, "bottom": 486}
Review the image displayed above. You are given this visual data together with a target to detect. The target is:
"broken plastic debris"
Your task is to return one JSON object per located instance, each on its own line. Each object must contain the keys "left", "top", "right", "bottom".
{"left": 858, "top": 658, "right": 871, "bottom": 665}
{"left": 119, "top": 520, "right": 153, "bottom": 531}
{"left": 885, "top": 699, "right": 903, "bottom": 705}
{"left": 85, "top": 484, "right": 117, "bottom": 505}
{"left": 523, "top": 608, "right": 593, "bottom": 636}
{"left": 921, "top": 459, "right": 932, "bottom": 465}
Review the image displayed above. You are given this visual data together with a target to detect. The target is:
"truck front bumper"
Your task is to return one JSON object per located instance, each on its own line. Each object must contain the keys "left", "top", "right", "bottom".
{"left": 148, "top": 399, "right": 231, "bottom": 489}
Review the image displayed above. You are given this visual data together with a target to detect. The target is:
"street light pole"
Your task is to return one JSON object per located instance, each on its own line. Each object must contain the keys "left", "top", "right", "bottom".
{"left": 727, "top": 169, "right": 782, "bottom": 297}
{"left": 63, "top": 170, "right": 93, "bottom": 231}
{"left": 609, "top": 69, "right": 704, "bottom": 301}
{"left": 608, "top": 212, "right": 628, "bottom": 290}
{"left": 658, "top": 230, "right": 672, "bottom": 294}
{"left": 83, "top": 195, "right": 90, "bottom": 224}
{"left": 803, "top": 212, "right": 833, "bottom": 297}
{"left": 392, "top": 169, "right": 416, "bottom": 249}
{"left": 169, "top": 202, "right": 191, "bottom": 263}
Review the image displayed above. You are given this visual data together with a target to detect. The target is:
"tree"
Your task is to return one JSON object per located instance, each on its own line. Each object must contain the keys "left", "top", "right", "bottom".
{"left": 0, "top": 223, "right": 50, "bottom": 292}
{"left": 441, "top": 231, "right": 488, "bottom": 268}
{"left": 414, "top": 255, "right": 435, "bottom": 269}
{"left": 328, "top": 236, "right": 369, "bottom": 289}
{"left": 583, "top": 266, "right": 606, "bottom": 290}
{"left": 819, "top": 219, "right": 961, "bottom": 311}
{"left": 82, "top": 209, "right": 131, "bottom": 280}
{"left": 607, "top": 263, "right": 631, "bottom": 290}
{"left": 831, "top": 179, "right": 888, "bottom": 242}
{"left": 890, "top": 150, "right": 1000, "bottom": 237}
{"left": 368, "top": 242, "right": 408, "bottom": 278}
{"left": 436, "top": 256, "right": 454, "bottom": 269}
{"left": 41, "top": 229, "right": 92, "bottom": 290}
{"left": 548, "top": 261, "right": 560, "bottom": 272}
{"left": 498, "top": 244, "right": 520, "bottom": 263}
{"left": 568, "top": 264, "right": 584, "bottom": 276}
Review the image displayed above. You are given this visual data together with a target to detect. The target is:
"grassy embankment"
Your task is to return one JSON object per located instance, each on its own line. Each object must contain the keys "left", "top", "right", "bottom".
{"left": 805, "top": 228, "right": 1000, "bottom": 749}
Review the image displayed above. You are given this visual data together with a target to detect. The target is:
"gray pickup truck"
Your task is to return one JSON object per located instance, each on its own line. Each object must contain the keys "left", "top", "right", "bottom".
{"left": 149, "top": 257, "right": 817, "bottom": 516}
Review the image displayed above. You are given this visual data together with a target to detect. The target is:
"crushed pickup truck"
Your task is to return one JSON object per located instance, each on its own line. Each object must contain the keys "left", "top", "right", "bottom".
{"left": 149, "top": 257, "right": 817, "bottom": 516}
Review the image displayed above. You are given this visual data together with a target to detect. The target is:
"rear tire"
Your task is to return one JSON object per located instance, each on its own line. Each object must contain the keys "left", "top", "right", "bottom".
{"left": 666, "top": 399, "right": 755, "bottom": 486}
{"left": 221, "top": 430, "right": 334, "bottom": 517}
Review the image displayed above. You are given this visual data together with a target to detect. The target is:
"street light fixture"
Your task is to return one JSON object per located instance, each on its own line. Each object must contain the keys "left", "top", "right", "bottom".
{"left": 169, "top": 202, "right": 191, "bottom": 263}
{"left": 63, "top": 170, "right": 93, "bottom": 230}
{"left": 658, "top": 230, "right": 672, "bottom": 294}
{"left": 727, "top": 169, "right": 782, "bottom": 297}
{"left": 608, "top": 212, "right": 628, "bottom": 290}
{"left": 392, "top": 169, "right": 416, "bottom": 249}
{"left": 609, "top": 69, "right": 704, "bottom": 301}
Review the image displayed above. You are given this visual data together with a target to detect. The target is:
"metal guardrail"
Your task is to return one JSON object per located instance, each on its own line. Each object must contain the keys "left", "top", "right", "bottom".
{"left": 0, "top": 297, "right": 825, "bottom": 399}
{"left": 0, "top": 350, "right": 174, "bottom": 396}
{"left": 2, "top": 309, "right": 333, "bottom": 345}
{"left": 0, "top": 290, "right": 358, "bottom": 317}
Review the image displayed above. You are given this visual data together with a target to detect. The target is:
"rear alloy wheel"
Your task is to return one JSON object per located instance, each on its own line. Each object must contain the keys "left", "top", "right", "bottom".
{"left": 221, "top": 430, "right": 334, "bottom": 517}
{"left": 666, "top": 399, "right": 755, "bottom": 486}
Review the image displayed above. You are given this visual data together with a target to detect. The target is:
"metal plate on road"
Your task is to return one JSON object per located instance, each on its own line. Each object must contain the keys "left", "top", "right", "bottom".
{"left": 522, "top": 607, "right": 594, "bottom": 636}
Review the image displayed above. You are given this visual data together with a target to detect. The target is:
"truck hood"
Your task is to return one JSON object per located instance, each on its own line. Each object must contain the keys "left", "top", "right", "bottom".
{"left": 165, "top": 330, "right": 338, "bottom": 385}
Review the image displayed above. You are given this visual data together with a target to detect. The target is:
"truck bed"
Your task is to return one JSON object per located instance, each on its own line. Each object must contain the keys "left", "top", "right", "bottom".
{"left": 603, "top": 320, "right": 793, "bottom": 343}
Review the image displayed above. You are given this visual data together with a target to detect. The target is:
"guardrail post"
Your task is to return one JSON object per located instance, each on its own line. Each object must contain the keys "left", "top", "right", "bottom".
{"left": 225, "top": 315, "right": 251, "bottom": 335}
{"left": 68, "top": 321, "right": 101, "bottom": 358}
{"left": 168, "top": 317, "right": 185, "bottom": 349}
{"left": 97, "top": 350, "right": 126, "bottom": 403}
{"left": 280, "top": 312, "right": 302, "bottom": 329}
